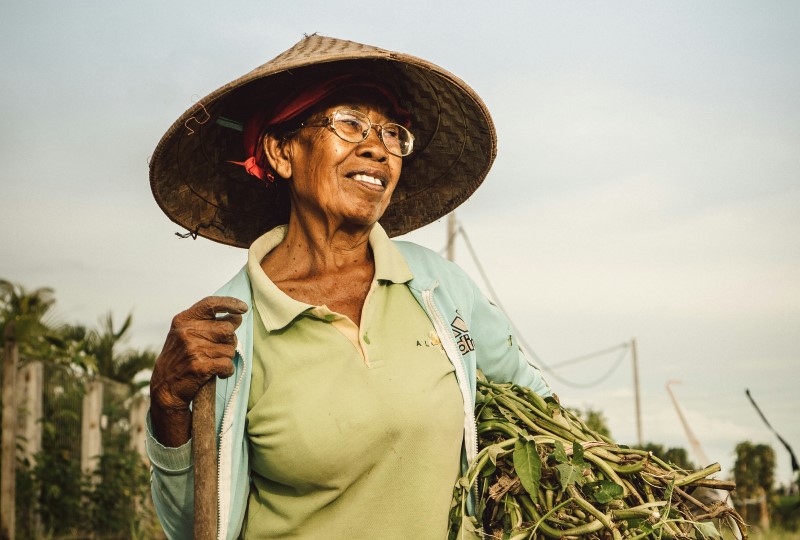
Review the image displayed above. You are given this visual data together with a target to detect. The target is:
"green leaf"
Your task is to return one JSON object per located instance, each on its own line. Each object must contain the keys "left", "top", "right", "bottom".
{"left": 513, "top": 439, "right": 542, "bottom": 502}
{"left": 628, "top": 519, "right": 653, "bottom": 535}
{"left": 694, "top": 521, "right": 721, "bottom": 539}
{"left": 625, "top": 518, "right": 644, "bottom": 529}
{"left": 552, "top": 441, "right": 569, "bottom": 463}
{"left": 487, "top": 443, "right": 506, "bottom": 466}
{"left": 584, "top": 480, "right": 624, "bottom": 504}
{"left": 663, "top": 479, "right": 675, "bottom": 502}
{"left": 572, "top": 440, "right": 585, "bottom": 464}
{"left": 497, "top": 405, "right": 518, "bottom": 424}
{"left": 555, "top": 462, "right": 585, "bottom": 491}
{"left": 550, "top": 407, "right": 572, "bottom": 429}
{"left": 456, "top": 515, "right": 482, "bottom": 540}
{"left": 544, "top": 396, "right": 565, "bottom": 418}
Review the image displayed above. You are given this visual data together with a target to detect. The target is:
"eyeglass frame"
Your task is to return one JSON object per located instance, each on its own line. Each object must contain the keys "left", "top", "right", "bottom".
{"left": 291, "top": 108, "right": 415, "bottom": 157}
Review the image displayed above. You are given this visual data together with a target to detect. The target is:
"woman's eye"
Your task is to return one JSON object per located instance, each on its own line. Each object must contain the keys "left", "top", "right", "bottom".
{"left": 336, "top": 115, "right": 364, "bottom": 133}
{"left": 383, "top": 126, "right": 400, "bottom": 140}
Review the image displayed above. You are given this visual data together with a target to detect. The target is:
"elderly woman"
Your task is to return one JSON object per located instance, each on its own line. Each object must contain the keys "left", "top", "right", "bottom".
{"left": 147, "top": 35, "right": 550, "bottom": 540}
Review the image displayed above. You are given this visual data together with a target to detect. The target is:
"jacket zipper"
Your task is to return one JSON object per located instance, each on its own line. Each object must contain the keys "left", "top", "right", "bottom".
{"left": 215, "top": 345, "right": 247, "bottom": 540}
{"left": 421, "top": 285, "right": 479, "bottom": 467}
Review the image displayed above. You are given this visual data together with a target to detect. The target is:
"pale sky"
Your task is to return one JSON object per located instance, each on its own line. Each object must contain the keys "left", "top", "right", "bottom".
{"left": 2, "top": 1, "right": 798, "bottom": 486}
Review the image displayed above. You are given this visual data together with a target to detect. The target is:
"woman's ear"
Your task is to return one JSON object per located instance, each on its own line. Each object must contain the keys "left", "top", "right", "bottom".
{"left": 263, "top": 133, "right": 293, "bottom": 180}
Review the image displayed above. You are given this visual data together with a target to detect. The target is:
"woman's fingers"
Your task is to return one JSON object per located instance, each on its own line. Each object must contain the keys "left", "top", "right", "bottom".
{"left": 183, "top": 320, "right": 237, "bottom": 346}
{"left": 150, "top": 296, "right": 248, "bottom": 447}
{"left": 151, "top": 296, "right": 248, "bottom": 407}
{"left": 180, "top": 295, "right": 248, "bottom": 321}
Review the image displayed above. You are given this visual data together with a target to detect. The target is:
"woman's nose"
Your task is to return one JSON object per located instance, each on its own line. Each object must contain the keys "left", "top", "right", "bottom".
{"left": 356, "top": 126, "right": 388, "bottom": 160}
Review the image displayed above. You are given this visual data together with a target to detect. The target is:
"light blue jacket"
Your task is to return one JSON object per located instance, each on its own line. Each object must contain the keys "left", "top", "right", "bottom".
{"left": 147, "top": 240, "right": 550, "bottom": 540}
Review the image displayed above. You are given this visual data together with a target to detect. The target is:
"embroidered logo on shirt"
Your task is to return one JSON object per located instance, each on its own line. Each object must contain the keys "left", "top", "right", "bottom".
{"left": 417, "top": 330, "right": 443, "bottom": 348}
{"left": 450, "top": 316, "right": 475, "bottom": 355}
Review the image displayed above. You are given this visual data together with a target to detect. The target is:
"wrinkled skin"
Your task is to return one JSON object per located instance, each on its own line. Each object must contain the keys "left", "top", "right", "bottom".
{"left": 149, "top": 96, "right": 403, "bottom": 447}
{"left": 150, "top": 296, "right": 247, "bottom": 446}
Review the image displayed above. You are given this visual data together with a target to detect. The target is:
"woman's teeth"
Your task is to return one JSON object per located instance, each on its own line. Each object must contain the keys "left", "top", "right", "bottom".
{"left": 351, "top": 173, "right": 382, "bottom": 187}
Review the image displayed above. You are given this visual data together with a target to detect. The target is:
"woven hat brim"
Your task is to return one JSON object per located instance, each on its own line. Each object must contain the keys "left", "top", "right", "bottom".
{"left": 150, "top": 35, "right": 496, "bottom": 248}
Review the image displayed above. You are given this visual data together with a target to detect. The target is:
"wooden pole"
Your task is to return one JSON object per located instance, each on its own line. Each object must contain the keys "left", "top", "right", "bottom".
{"left": 631, "top": 338, "right": 643, "bottom": 446}
{"left": 193, "top": 380, "right": 217, "bottom": 540}
{"left": 1, "top": 324, "right": 18, "bottom": 540}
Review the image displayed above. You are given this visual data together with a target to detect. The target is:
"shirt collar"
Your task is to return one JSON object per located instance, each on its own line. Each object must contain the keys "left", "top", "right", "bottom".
{"left": 247, "top": 225, "right": 311, "bottom": 332}
{"left": 246, "top": 223, "right": 413, "bottom": 333}
{"left": 370, "top": 222, "right": 414, "bottom": 284}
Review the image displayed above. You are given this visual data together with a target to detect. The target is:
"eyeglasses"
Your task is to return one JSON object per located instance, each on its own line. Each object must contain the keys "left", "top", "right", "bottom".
{"left": 298, "top": 109, "right": 414, "bottom": 157}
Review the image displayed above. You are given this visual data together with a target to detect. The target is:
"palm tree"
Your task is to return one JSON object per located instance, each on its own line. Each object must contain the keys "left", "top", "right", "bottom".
{"left": 86, "top": 312, "right": 155, "bottom": 390}
{"left": 29, "top": 311, "right": 155, "bottom": 390}
{"left": 0, "top": 279, "right": 56, "bottom": 346}
{"left": 41, "top": 323, "right": 97, "bottom": 372}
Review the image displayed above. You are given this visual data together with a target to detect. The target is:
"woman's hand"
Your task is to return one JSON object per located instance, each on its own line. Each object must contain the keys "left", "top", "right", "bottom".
{"left": 149, "top": 296, "right": 248, "bottom": 447}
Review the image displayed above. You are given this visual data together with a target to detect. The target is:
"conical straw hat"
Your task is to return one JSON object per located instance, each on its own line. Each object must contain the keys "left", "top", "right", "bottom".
{"left": 149, "top": 34, "right": 496, "bottom": 247}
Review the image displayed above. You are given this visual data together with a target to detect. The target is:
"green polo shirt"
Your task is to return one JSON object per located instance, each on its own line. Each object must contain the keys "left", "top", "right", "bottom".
{"left": 243, "top": 224, "right": 463, "bottom": 540}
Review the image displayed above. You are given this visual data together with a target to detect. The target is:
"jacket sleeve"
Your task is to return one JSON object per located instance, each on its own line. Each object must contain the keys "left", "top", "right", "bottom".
{"left": 146, "top": 414, "right": 195, "bottom": 540}
{"left": 469, "top": 282, "right": 552, "bottom": 397}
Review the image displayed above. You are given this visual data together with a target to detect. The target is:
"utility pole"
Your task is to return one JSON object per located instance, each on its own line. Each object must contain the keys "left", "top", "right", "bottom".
{"left": 666, "top": 380, "right": 740, "bottom": 537}
{"left": 665, "top": 380, "right": 710, "bottom": 466}
{"left": 631, "top": 338, "right": 643, "bottom": 446}
{"left": 447, "top": 212, "right": 457, "bottom": 262}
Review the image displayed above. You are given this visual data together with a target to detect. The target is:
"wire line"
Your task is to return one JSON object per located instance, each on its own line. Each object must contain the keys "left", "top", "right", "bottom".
{"left": 548, "top": 343, "right": 629, "bottom": 370}
{"left": 456, "top": 221, "right": 630, "bottom": 389}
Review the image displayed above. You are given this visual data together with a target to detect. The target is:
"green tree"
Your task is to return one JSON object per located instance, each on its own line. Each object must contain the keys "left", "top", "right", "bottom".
{"left": 4, "top": 280, "right": 160, "bottom": 539}
{"left": 733, "top": 441, "right": 775, "bottom": 499}
{"left": 0, "top": 279, "right": 55, "bottom": 347}
{"left": 86, "top": 312, "right": 156, "bottom": 390}
{"left": 569, "top": 407, "right": 612, "bottom": 439}
{"left": 732, "top": 441, "right": 777, "bottom": 530}
{"left": 44, "top": 313, "right": 156, "bottom": 389}
{"left": 638, "top": 442, "right": 695, "bottom": 471}
{"left": 37, "top": 323, "right": 97, "bottom": 372}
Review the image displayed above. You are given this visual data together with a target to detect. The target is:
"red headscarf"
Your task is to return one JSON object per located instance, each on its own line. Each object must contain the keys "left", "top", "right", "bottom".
{"left": 231, "top": 75, "right": 410, "bottom": 182}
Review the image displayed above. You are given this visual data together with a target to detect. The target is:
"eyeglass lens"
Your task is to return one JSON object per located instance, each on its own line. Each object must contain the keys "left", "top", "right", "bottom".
{"left": 331, "top": 110, "right": 413, "bottom": 157}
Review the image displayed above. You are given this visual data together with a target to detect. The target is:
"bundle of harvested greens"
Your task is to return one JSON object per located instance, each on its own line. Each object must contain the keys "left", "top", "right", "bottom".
{"left": 449, "top": 375, "right": 747, "bottom": 539}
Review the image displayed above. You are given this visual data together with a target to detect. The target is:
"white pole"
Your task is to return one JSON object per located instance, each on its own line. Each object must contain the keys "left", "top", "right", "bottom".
{"left": 631, "top": 338, "right": 643, "bottom": 446}
{"left": 1, "top": 324, "right": 19, "bottom": 540}
{"left": 447, "top": 212, "right": 456, "bottom": 262}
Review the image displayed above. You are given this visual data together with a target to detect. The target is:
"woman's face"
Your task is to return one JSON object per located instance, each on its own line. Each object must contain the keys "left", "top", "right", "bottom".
{"left": 280, "top": 98, "right": 403, "bottom": 233}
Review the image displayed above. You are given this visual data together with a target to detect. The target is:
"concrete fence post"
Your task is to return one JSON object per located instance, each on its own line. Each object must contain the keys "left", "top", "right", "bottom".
{"left": 16, "top": 361, "right": 43, "bottom": 467}
{"left": 80, "top": 379, "right": 104, "bottom": 478}
{"left": 1, "top": 324, "right": 19, "bottom": 540}
{"left": 129, "top": 394, "right": 149, "bottom": 466}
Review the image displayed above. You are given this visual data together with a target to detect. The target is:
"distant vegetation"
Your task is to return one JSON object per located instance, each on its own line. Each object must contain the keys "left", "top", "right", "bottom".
{"left": 1, "top": 278, "right": 162, "bottom": 539}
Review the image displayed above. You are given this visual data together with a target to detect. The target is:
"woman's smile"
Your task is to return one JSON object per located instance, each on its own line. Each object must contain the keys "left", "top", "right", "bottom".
{"left": 347, "top": 172, "right": 385, "bottom": 189}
